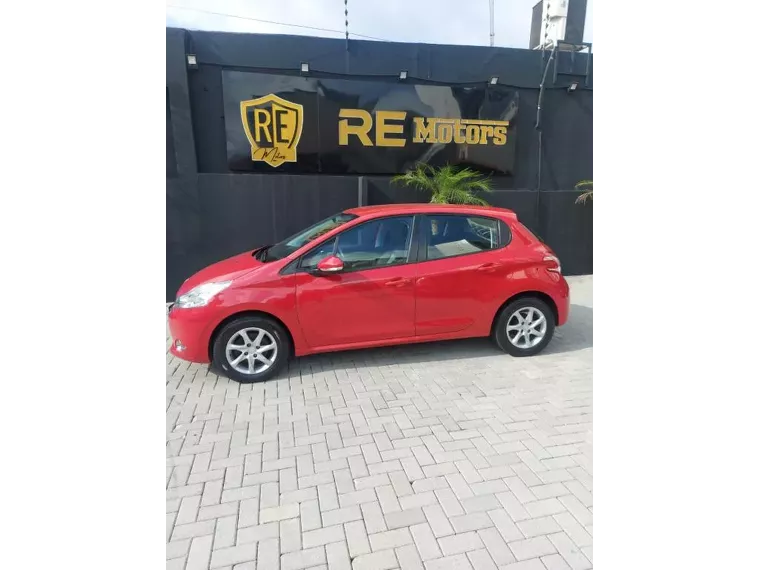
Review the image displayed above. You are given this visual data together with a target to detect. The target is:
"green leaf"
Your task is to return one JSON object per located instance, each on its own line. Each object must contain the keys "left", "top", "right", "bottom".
{"left": 391, "top": 163, "right": 491, "bottom": 205}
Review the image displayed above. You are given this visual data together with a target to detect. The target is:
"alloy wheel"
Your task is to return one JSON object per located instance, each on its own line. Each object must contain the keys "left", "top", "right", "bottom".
{"left": 225, "top": 327, "right": 278, "bottom": 375}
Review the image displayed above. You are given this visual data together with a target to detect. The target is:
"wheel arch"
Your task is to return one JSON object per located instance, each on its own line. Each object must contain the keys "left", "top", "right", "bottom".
{"left": 490, "top": 291, "right": 559, "bottom": 335}
{"left": 208, "top": 310, "right": 296, "bottom": 362}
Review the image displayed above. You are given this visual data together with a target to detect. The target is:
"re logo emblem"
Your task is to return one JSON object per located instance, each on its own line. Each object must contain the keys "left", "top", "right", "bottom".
{"left": 240, "top": 94, "right": 304, "bottom": 167}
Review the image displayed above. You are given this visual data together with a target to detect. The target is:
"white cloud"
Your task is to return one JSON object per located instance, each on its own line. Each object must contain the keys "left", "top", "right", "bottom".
{"left": 166, "top": 0, "right": 593, "bottom": 49}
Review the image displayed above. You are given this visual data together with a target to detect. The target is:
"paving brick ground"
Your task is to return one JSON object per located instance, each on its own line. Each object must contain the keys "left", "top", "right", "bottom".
{"left": 167, "top": 276, "right": 593, "bottom": 570}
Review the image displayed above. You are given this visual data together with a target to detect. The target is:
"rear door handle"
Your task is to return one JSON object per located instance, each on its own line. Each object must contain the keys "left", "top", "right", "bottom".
{"left": 385, "top": 277, "right": 411, "bottom": 287}
{"left": 477, "top": 262, "right": 500, "bottom": 273}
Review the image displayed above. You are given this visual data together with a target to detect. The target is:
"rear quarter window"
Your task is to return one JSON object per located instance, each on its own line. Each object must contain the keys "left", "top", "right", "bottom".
{"left": 498, "top": 220, "right": 513, "bottom": 247}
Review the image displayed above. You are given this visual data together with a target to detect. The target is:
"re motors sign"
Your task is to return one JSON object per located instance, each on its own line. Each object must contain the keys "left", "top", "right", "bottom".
{"left": 223, "top": 71, "right": 518, "bottom": 175}
{"left": 337, "top": 111, "right": 509, "bottom": 147}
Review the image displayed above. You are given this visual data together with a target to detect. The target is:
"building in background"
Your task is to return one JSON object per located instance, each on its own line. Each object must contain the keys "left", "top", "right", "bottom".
{"left": 166, "top": 28, "right": 592, "bottom": 300}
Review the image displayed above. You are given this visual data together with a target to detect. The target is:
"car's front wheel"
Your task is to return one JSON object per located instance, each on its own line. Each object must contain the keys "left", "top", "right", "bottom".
{"left": 493, "top": 297, "right": 555, "bottom": 357}
{"left": 212, "top": 316, "right": 290, "bottom": 383}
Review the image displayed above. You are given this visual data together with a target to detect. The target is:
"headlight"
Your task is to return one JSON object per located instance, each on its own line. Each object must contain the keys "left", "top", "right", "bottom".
{"left": 175, "top": 281, "right": 232, "bottom": 309}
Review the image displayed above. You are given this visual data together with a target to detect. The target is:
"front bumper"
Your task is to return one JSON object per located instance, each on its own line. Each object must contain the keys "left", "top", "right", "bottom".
{"left": 167, "top": 304, "right": 213, "bottom": 363}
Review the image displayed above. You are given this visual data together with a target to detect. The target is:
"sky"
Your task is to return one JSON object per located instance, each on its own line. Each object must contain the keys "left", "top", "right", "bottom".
{"left": 165, "top": 0, "right": 593, "bottom": 50}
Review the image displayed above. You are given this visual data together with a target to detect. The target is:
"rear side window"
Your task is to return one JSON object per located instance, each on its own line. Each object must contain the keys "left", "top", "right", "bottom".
{"left": 424, "top": 215, "right": 500, "bottom": 260}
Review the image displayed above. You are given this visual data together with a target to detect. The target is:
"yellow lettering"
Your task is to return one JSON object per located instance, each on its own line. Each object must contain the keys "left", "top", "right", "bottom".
{"left": 454, "top": 121, "right": 467, "bottom": 144}
{"left": 254, "top": 109, "right": 272, "bottom": 143}
{"left": 375, "top": 111, "right": 407, "bottom": 147}
{"left": 465, "top": 125, "right": 480, "bottom": 144}
{"left": 437, "top": 122, "right": 454, "bottom": 144}
{"left": 492, "top": 125, "right": 508, "bottom": 145}
{"left": 413, "top": 117, "right": 438, "bottom": 143}
{"left": 338, "top": 112, "right": 509, "bottom": 147}
{"left": 479, "top": 125, "right": 493, "bottom": 144}
{"left": 339, "top": 109, "right": 373, "bottom": 146}
{"left": 273, "top": 107, "right": 290, "bottom": 144}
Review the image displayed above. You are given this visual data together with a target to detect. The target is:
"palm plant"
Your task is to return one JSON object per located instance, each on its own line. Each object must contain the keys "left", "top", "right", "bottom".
{"left": 575, "top": 180, "right": 593, "bottom": 204}
{"left": 392, "top": 164, "right": 492, "bottom": 205}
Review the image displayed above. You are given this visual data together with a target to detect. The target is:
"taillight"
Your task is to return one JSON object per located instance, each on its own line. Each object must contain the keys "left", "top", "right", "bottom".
{"left": 543, "top": 255, "right": 561, "bottom": 273}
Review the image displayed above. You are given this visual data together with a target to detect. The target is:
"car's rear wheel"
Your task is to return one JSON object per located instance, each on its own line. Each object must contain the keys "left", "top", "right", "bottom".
{"left": 212, "top": 316, "right": 290, "bottom": 383}
{"left": 493, "top": 297, "right": 555, "bottom": 357}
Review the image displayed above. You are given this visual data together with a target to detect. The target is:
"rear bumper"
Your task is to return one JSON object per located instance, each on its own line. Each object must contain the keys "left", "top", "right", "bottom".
{"left": 556, "top": 276, "right": 570, "bottom": 326}
{"left": 167, "top": 305, "right": 213, "bottom": 363}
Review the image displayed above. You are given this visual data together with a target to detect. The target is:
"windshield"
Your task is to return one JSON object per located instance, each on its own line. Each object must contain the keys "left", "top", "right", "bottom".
{"left": 260, "top": 212, "right": 357, "bottom": 262}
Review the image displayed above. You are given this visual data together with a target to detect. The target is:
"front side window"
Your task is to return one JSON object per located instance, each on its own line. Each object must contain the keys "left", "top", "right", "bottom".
{"left": 300, "top": 238, "right": 336, "bottom": 270}
{"left": 332, "top": 216, "right": 414, "bottom": 271}
{"left": 425, "top": 215, "right": 500, "bottom": 260}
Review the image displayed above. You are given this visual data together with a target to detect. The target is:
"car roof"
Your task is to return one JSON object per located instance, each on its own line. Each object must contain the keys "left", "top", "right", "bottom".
{"left": 345, "top": 203, "right": 517, "bottom": 219}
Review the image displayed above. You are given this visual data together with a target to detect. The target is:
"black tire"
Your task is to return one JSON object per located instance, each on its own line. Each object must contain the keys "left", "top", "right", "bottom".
{"left": 493, "top": 297, "right": 556, "bottom": 357}
{"left": 212, "top": 315, "right": 290, "bottom": 383}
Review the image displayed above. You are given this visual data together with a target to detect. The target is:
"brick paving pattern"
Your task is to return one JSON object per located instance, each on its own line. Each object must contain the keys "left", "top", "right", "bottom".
{"left": 167, "top": 277, "right": 593, "bottom": 570}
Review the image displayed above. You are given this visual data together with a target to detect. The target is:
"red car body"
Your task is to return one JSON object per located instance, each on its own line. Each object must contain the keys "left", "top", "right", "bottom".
{"left": 168, "top": 204, "right": 569, "bottom": 363}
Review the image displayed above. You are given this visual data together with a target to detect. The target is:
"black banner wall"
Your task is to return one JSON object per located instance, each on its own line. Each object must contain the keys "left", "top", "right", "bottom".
{"left": 223, "top": 71, "right": 518, "bottom": 176}
{"left": 167, "top": 28, "right": 592, "bottom": 300}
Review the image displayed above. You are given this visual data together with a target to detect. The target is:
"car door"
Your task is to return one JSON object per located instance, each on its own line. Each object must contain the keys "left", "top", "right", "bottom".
{"left": 294, "top": 215, "right": 419, "bottom": 349}
{"left": 414, "top": 213, "right": 511, "bottom": 337}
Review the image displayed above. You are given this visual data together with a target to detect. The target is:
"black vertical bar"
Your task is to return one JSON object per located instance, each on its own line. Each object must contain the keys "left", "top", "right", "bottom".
{"left": 358, "top": 176, "right": 367, "bottom": 206}
{"left": 166, "top": 28, "right": 198, "bottom": 176}
{"left": 536, "top": 131, "right": 543, "bottom": 240}
{"left": 316, "top": 80, "right": 322, "bottom": 173}
{"left": 552, "top": 43, "right": 559, "bottom": 84}
{"left": 588, "top": 50, "right": 601, "bottom": 200}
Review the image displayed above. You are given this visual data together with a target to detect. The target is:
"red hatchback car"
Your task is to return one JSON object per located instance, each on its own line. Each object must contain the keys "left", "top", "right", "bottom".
{"left": 168, "top": 204, "right": 569, "bottom": 383}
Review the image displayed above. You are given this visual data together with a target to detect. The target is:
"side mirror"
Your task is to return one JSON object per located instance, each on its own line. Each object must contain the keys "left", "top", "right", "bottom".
{"left": 316, "top": 255, "right": 344, "bottom": 274}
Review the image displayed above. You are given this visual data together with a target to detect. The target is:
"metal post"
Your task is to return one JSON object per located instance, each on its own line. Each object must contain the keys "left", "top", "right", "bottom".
{"left": 344, "top": 0, "right": 349, "bottom": 51}
{"left": 489, "top": 0, "right": 495, "bottom": 47}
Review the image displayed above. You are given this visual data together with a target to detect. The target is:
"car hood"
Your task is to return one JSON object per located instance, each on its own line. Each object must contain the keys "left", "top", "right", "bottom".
{"left": 176, "top": 250, "right": 264, "bottom": 297}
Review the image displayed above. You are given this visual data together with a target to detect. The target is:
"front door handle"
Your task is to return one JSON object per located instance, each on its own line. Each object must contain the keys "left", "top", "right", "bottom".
{"left": 385, "top": 277, "right": 411, "bottom": 287}
{"left": 477, "top": 262, "right": 500, "bottom": 273}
